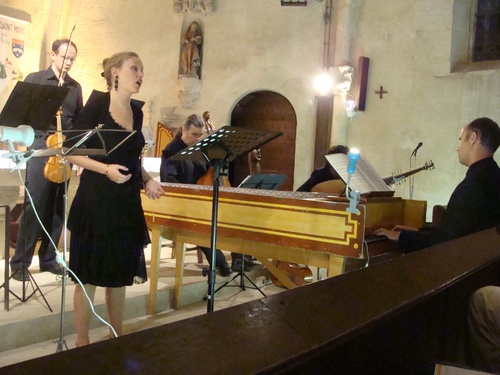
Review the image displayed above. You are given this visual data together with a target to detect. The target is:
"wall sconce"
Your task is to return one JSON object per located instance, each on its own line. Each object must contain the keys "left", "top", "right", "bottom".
{"left": 332, "top": 66, "right": 354, "bottom": 94}
{"left": 314, "top": 65, "right": 354, "bottom": 96}
{"left": 345, "top": 94, "right": 356, "bottom": 118}
{"left": 314, "top": 71, "right": 334, "bottom": 96}
{"left": 314, "top": 66, "right": 357, "bottom": 118}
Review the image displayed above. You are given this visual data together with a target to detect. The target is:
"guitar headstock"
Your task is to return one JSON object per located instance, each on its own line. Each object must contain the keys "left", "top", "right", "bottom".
{"left": 423, "top": 160, "right": 435, "bottom": 170}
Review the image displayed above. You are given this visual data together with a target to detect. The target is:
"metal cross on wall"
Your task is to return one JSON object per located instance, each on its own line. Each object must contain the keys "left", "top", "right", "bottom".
{"left": 375, "top": 86, "right": 388, "bottom": 99}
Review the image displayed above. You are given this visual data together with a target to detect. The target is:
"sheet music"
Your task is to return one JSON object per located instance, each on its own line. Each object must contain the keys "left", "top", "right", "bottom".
{"left": 325, "top": 154, "right": 392, "bottom": 195}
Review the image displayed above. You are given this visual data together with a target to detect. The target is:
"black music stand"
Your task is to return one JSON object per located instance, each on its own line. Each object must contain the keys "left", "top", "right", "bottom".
{"left": 0, "top": 81, "right": 69, "bottom": 311}
{"left": 0, "top": 81, "right": 69, "bottom": 130}
{"left": 171, "top": 126, "right": 282, "bottom": 312}
{"left": 238, "top": 174, "right": 287, "bottom": 190}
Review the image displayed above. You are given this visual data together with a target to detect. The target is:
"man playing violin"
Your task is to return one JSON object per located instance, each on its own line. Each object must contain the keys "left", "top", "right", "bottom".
{"left": 10, "top": 39, "right": 83, "bottom": 281}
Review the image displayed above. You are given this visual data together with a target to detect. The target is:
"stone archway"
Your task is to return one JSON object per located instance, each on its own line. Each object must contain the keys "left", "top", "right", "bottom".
{"left": 229, "top": 91, "right": 296, "bottom": 191}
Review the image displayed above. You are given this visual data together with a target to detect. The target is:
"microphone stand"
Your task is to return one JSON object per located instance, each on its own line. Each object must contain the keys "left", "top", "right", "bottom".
{"left": 55, "top": 160, "right": 70, "bottom": 351}
{"left": 409, "top": 151, "right": 417, "bottom": 199}
{"left": 53, "top": 126, "right": 115, "bottom": 352}
{"left": 0, "top": 140, "right": 52, "bottom": 312}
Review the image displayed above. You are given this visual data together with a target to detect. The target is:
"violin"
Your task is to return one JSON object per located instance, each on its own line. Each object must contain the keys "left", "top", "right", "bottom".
{"left": 271, "top": 260, "right": 313, "bottom": 288}
{"left": 43, "top": 108, "right": 71, "bottom": 183}
{"left": 43, "top": 25, "right": 75, "bottom": 184}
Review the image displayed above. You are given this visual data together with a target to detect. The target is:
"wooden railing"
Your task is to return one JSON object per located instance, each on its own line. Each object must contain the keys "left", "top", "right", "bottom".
{"left": 4, "top": 227, "right": 499, "bottom": 374}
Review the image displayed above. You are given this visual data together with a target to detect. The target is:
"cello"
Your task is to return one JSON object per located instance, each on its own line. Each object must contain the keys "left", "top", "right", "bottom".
{"left": 196, "top": 166, "right": 231, "bottom": 187}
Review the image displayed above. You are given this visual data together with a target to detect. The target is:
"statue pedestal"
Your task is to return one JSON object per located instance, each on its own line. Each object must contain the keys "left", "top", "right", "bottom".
{"left": 176, "top": 75, "right": 201, "bottom": 109}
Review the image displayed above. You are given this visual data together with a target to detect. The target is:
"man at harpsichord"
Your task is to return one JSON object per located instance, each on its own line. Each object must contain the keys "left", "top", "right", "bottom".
{"left": 159, "top": 113, "right": 259, "bottom": 276}
{"left": 376, "top": 117, "right": 500, "bottom": 253}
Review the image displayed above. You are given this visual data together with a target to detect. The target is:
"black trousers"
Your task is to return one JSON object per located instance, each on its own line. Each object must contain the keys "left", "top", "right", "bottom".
{"left": 10, "top": 137, "right": 66, "bottom": 270}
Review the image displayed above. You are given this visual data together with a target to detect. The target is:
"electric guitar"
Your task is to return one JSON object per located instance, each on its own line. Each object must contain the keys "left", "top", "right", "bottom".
{"left": 383, "top": 160, "right": 435, "bottom": 187}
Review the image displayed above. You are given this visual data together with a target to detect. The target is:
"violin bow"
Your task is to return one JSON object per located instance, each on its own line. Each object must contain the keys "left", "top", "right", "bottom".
{"left": 57, "top": 24, "right": 76, "bottom": 87}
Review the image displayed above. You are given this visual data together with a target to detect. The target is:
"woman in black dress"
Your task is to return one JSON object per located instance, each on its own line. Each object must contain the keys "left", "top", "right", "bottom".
{"left": 66, "top": 51, "right": 163, "bottom": 347}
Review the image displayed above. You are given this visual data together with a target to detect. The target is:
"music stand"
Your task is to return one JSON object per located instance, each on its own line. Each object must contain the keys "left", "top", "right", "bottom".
{"left": 238, "top": 174, "right": 287, "bottom": 190}
{"left": 171, "top": 126, "right": 282, "bottom": 312}
{"left": 0, "top": 81, "right": 69, "bottom": 311}
{"left": 0, "top": 81, "right": 69, "bottom": 129}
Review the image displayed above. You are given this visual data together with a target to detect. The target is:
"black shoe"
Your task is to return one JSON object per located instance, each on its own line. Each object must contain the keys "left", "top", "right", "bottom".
{"left": 40, "top": 263, "right": 64, "bottom": 276}
{"left": 244, "top": 256, "right": 260, "bottom": 267}
{"left": 218, "top": 264, "right": 232, "bottom": 277}
{"left": 231, "top": 258, "right": 258, "bottom": 273}
{"left": 11, "top": 267, "right": 30, "bottom": 282}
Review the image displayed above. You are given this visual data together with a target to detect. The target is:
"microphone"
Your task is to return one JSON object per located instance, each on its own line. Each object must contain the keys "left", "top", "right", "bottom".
{"left": 347, "top": 148, "right": 360, "bottom": 174}
{"left": 411, "top": 142, "right": 423, "bottom": 156}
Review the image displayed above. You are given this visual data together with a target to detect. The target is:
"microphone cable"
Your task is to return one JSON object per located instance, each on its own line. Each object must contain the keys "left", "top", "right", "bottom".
{"left": 14, "top": 167, "right": 119, "bottom": 339}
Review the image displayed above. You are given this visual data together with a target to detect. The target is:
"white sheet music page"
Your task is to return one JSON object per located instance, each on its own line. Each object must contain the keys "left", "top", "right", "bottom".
{"left": 325, "top": 154, "right": 392, "bottom": 195}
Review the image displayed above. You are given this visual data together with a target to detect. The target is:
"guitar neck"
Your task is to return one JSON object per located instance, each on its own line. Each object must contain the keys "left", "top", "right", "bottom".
{"left": 383, "top": 163, "right": 433, "bottom": 186}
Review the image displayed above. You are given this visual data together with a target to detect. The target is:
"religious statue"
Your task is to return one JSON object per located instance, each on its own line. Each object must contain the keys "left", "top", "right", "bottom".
{"left": 202, "top": 111, "right": 215, "bottom": 134}
{"left": 248, "top": 149, "right": 262, "bottom": 175}
{"left": 179, "top": 21, "right": 203, "bottom": 78}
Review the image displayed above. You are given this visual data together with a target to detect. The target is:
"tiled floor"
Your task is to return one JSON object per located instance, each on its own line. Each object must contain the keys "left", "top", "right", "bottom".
{"left": 0, "top": 242, "right": 284, "bottom": 368}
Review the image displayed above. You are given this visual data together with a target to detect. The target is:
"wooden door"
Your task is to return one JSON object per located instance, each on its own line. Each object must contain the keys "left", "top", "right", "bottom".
{"left": 229, "top": 91, "right": 296, "bottom": 191}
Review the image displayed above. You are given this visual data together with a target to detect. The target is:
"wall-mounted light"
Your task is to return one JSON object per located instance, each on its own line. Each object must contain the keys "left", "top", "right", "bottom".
{"left": 314, "top": 71, "right": 334, "bottom": 96}
{"left": 314, "top": 65, "right": 354, "bottom": 97}
{"left": 345, "top": 94, "right": 356, "bottom": 118}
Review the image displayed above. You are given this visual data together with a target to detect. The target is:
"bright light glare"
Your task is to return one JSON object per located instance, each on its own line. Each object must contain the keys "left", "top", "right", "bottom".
{"left": 314, "top": 72, "right": 333, "bottom": 96}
